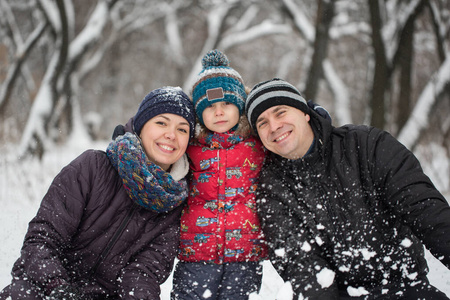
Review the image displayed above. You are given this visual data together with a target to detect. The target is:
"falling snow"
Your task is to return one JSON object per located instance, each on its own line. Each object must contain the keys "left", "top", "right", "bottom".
{"left": 1, "top": 142, "right": 449, "bottom": 299}
{"left": 316, "top": 268, "right": 335, "bottom": 288}
{"left": 347, "top": 286, "right": 370, "bottom": 297}
{"left": 275, "top": 248, "right": 286, "bottom": 257}
{"left": 401, "top": 238, "right": 413, "bottom": 248}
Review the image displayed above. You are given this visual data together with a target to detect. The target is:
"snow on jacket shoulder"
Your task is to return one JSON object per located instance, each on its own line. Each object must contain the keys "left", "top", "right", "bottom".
{"left": 256, "top": 111, "right": 450, "bottom": 299}
{"left": 11, "top": 149, "right": 183, "bottom": 299}
{"left": 178, "top": 132, "right": 268, "bottom": 264}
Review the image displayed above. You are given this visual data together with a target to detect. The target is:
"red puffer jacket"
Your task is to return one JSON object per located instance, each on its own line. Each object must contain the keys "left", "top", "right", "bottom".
{"left": 178, "top": 131, "right": 267, "bottom": 264}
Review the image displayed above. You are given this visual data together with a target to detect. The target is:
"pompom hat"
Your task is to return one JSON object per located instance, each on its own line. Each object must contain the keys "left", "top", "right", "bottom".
{"left": 246, "top": 78, "right": 310, "bottom": 131}
{"left": 192, "top": 50, "right": 247, "bottom": 125}
{"left": 133, "top": 86, "right": 195, "bottom": 140}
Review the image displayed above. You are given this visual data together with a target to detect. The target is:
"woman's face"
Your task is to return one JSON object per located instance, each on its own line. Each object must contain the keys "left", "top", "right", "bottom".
{"left": 139, "top": 113, "right": 190, "bottom": 171}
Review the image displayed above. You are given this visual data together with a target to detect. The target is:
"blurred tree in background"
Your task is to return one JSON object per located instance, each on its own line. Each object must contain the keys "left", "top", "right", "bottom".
{"left": 0, "top": 0, "right": 449, "bottom": 170}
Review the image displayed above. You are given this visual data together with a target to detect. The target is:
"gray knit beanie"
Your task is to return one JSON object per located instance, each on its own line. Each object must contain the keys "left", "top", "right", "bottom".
{"left": 245, "top": 78, "right": 310, "bottom": 131}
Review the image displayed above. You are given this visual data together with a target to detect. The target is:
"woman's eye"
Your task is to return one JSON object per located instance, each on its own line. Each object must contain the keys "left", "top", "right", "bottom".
{"left": 156, "top": 121, "right": 166, "bottom": 125}
{"left": 178, "top": 128, "right": 188, "bottom": 133}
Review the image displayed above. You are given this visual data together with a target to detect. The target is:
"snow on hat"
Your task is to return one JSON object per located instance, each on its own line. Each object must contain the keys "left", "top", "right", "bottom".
{"left": 133, "top": 86, "right": 195, "bottom": 140}
{"left": 245, "top": 78, "right": 310, "bottom": 131}
{"left": 191, "top": 50, "right": 247, "bottom": 125}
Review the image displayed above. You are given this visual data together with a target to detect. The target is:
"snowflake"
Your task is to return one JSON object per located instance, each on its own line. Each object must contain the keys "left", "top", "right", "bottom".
{"left": 301, "top": 241, "right": 311, "bottom": 252}
{"left": 400, "top": 238, "right": 412, "bottom": 248}
{"left": 347, "top": 286, "right": 369, "bottom": 296}
{"left": 275, "top": 248, "right": 286, "bottom": 257}
{"left": 202, "top": 289, "right": 212, "bottom": 298}
{"left": 316, "top": 268, "right": 335, "bottom": 288}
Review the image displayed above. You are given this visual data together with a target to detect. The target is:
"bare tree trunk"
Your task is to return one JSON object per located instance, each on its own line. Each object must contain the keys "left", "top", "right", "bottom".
{"left": 396, "top": 18, "right": 414, "bottom": 133}
{"left": 390, "top": 0, "right": 426, "bottom": 134}
{"left": 304, "top": 0, "right": 335, "bottom": 101}
{"left": 368, "top": 0, "right": 389, "bottom": 129}
{"left": 48, "top": 0, "right": 70, "bottom": 133}
{"left": 427, "top": 1, "right": 446, "bottom": 63}
{"left": 0, "top": 22, "right": 47, "bottom": 115}
{"left": 281, "top": 0, "right": 352, "bottom": 125}
{"left": 398, "top": 53, "right": 450, "bottom": 150}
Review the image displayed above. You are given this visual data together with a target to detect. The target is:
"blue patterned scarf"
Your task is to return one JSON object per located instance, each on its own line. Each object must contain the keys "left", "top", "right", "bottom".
{"left": 106, "top": 132, "right": 188, "bottom": 213}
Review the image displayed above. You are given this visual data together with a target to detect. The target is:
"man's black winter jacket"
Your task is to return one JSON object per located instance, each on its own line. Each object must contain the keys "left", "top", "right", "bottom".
{"left": 256, "top": 110, "right": 450, "bottom": 299}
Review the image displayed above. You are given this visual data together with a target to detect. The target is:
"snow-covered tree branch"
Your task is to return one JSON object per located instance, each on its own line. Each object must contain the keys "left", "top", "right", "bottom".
{"left": 0, "top": 0, "right": 448, "bottom": 166}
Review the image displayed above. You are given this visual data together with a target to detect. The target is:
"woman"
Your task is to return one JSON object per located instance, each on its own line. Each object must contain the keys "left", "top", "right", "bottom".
{"left": 0, "top": 87, "right": 195, "bottom": 300}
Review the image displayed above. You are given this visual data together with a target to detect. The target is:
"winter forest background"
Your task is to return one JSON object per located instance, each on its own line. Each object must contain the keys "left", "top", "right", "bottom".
{"left": 0, "top": 0, "right": 450, "bottom": 299}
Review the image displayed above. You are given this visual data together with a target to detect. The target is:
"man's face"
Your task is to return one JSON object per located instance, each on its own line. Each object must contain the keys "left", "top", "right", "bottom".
{"left": 255, "top": 105, "right": 314, "bottom": 160}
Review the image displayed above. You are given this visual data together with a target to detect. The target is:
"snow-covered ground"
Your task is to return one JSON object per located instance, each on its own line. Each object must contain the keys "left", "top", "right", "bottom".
{"left": 1, "top": 140, "right": 449, "bottom": 299}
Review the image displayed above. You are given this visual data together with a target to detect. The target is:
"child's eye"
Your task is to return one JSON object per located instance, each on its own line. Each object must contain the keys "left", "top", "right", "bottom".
{"left": 225, "top": 102, "right": 232, "bottom": 105}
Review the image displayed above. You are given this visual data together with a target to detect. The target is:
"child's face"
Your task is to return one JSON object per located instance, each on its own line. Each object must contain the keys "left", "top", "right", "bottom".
{"left": 202, "top": 101, "right": 240, "bottom": 133}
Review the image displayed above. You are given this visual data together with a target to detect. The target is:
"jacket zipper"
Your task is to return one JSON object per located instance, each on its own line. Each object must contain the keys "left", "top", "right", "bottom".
{"left": 90, "top": 204, "right": 138, "bottom": 276}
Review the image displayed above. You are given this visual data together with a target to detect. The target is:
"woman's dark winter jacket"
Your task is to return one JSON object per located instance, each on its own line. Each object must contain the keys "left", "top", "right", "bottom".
{"left": 8, "top": 123, "right": 186, "bottom": 299}
{"left": 256, "top": 110, "right": 450, "bottom": 299}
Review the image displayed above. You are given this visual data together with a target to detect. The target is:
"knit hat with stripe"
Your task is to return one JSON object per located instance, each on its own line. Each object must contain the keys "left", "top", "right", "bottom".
{"left": 245, "top": 78, "right": 310, "bottom": 131}
{"left": 192, "top": 50, "right": 246, "bottom": 125}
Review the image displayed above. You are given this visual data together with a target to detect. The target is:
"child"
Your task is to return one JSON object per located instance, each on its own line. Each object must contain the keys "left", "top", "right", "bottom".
{"left": 171, "top": 50, "right": 267, "bottom": 299}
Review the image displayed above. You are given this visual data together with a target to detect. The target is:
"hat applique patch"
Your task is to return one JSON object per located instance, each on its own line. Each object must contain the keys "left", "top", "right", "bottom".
{"left": 206, "top": 87, "right": 224, "bottom": 101}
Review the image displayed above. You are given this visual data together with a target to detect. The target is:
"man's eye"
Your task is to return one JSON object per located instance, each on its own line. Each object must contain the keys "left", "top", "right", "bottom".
{"left": 277, "top": 111, "right": 286, "bottom": 117}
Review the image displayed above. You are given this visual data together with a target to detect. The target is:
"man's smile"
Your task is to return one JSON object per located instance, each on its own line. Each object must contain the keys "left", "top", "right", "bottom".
{"left": 274, "top": 131, "right": 291, "bottom": 142}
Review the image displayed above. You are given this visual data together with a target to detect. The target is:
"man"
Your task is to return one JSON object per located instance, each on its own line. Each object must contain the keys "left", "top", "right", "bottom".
{"left": 245, "top": 78, "right": 450, "bottom": 299}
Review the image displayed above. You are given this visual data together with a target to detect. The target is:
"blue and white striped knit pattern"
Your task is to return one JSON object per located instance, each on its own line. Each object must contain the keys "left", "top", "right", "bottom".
{"left": 106, "top": 132, "right": 188, "bottom": 213}
{"left": 192, "top": 50, "right": 246, "bottom": 125}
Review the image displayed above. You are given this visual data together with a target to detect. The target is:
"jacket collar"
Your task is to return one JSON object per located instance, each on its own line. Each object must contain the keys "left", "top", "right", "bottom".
{"left": 195, "top": 131, "right": 244, "bottom": 149}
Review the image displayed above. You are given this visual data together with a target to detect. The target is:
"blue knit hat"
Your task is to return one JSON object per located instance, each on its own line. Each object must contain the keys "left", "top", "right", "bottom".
{"left": 192, "top": 50, "right": 246, "bottom": 125}
{"left": 133, "top": 87, "right": 195, "bottom": 140}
